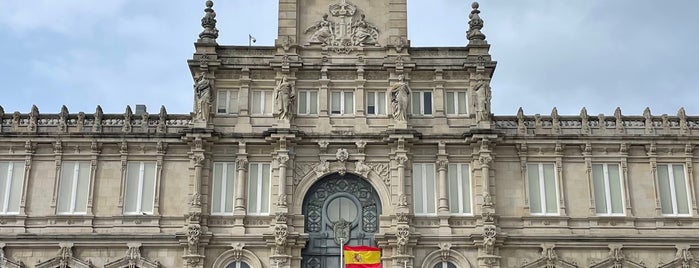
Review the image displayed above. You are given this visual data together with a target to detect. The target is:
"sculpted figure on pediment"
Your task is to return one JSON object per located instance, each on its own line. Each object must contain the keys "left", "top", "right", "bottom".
{"left": 305, "top": 14, "right": 335, "bottom": 45}
{"left": 351, "top": 14, "right": 379, "bottom": 46}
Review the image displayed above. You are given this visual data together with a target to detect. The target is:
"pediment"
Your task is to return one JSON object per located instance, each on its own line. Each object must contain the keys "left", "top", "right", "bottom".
{"left": 104, "top": 257, "right": 160, "bottom": 268}
{"left": 658, "top": 259, "right": 699, "bottom": 268}
{"left": 521, "top": 258, "right": 578, "bottom": 268}
{"left": 35, "top": 257, "right": 92, "bottom": 268}
{"left": 589, "top": 258, "right": 645, "bottom": 268}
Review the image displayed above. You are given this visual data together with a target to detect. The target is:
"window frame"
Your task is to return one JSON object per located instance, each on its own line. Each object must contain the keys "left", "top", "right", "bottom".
{"left": 330, "top": 90, "right": 355, "bottom": 116}
{"left": 411, "top": 90, "right": 433, "bottom": 116}
{"left": 448, "top": 163, "right": 472, "bottom": 215}
{"left": 0, "top": 161, "right": 25, "bottom": 215}
{"left": 657, "top": 163, "right": 692, "bottom": 217}
{"left": 413, "top": 163, "right": 437, "bottom": 216}
{"left": 366, "top": 91, "right": 387, "bottom": 116}
{"left": 247, "top": 162, "right": 271, "bottom": 215}
{"left": 591, "top": 163, "right": 625, "bottom": 216}
{"left": 251, "top": 90, "right": 273, "bottom": 115}
{"left": 527, "top": 163, "right": 560, "bottom": 216}
{"left": 123, "top": 161, "right": 158, "bottom": 215}
{"left": 297, "top": 90, "right": 319, "bottom": 116}
{"left": 445, "top": 90, "right": 469, "bottom": 115}
{"left": 216, "top": 89, "right": 239, "bottom": 114}
{"left": 56, "top": 161, "right": 91, "bottom": 215}
{"left": 211, "top": 162, "right": 237, "bottom": 215}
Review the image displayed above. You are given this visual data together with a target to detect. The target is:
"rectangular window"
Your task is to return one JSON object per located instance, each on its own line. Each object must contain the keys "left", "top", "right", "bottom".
{"left": 411, "top": 91, "right": 433, "bottom": 115}
{"left": 657, "top": 164, "right": 691, "bottom": 216}
{"left": 330, "top": 91, "right": 354, "bottom": 115}
{"left": 366, "top": 91, "right": 386, "bottom": 115}
{"left": 217, "top": 90, "right": 239, "bottom": 114}
{"left": 0, "top": 162, "right": 25, "bottom": 215}
{"left": 527, "top": 163, "right": 558, "bottom": 215}
{"left": 592, "top": 163, "right": 624, "bottom": 215}
{"left": 251, "top": 90, "right": 273, "bottom": 115}
{"left": 448, "top": 163, "right": 472, "bottom": 215}
{"left": 248, "top": 163, "right": 271, "bottom": 215}
{"left": 413, "top": 163, "right": 436, "bottom": 215}
{"left": 445, "top": 91, "right": 468, "bottom": 115}
{"left": 211, "top": 162, "right": 236, "bottom": 215}
{"left": 124, "top": 161, "right": 157, "bottom": 215}
{"left": 297, "top": 90, "right": 319, "bottom": 115}
{"left": 57, "top": 162, "right": 91, "bottom": 215}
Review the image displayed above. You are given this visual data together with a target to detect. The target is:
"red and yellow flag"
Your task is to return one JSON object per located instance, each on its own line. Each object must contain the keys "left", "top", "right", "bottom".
{"left": 344, "top": 245, "right": 381, "bottom": 268}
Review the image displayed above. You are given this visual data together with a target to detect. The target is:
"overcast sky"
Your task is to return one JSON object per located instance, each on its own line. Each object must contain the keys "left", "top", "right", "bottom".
{"left": 1, "top": 1, "right": 697, "bottom": 116}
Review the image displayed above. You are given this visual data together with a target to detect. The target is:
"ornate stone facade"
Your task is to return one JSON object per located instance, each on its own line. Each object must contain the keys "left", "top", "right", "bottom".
{"left": 1, "top": 1, "right": 698, "bottom": 268}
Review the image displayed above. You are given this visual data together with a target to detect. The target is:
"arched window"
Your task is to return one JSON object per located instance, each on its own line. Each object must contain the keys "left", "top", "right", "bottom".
{"left": 433, "top": 262, "right": 457, "bottom": 268}
{"left": 226, "top": 261, "right": 251, "bottom": 268}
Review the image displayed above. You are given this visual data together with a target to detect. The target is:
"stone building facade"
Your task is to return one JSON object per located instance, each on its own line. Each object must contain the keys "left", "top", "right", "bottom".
{"left": 1, "top": 1, "right": 699, "bottom": 268}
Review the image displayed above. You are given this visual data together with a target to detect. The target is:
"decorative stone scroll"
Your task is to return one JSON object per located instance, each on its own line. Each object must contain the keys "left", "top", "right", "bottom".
{"left": 36, "top": 242, "right": 92, "bottom": 268}
{"left": 304, "top": 0, "right": 380, "bottom": 47}
{"left": 521, "top": 244, "right": 578, "bottom": 268}
{"left": 104, "top": 243, "right": 160, "bottom": 268}
{"left": 589, "top": 244, "right": 645, "bottom": 268}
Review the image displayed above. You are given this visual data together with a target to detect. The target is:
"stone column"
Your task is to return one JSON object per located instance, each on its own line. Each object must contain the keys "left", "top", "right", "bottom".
{"left": 437, "top": 159, "right": 449, "bottom": 213}
{"left": 276, "top": 154, "right": 290, "bottom": 209}
{"left": 234, "top": 158, "right": 248, "bottom": 212}
{"left": 395, "top": 155, "right": 408, "bottom": 209}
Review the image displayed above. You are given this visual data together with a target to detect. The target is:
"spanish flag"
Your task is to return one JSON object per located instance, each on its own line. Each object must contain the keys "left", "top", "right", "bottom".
{"left": 344, "top": 245, "right": 381, "bottom": 268}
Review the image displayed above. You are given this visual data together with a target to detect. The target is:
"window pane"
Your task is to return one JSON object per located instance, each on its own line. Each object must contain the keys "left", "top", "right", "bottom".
{"left": 367, "top": 92, "right": 375, "bottom": 114}
{"left": 57, "top": 162, "right": 75, "bottom": 213}
{"left": 377, "top": 92, "right": 386, "bottom": 115}
{"left": 264, "top": 91, "right": 273, "bottom": 114}
{"left": 217, "top": 91, "right": 228, "bottom": 113}
{"left": 225, "top": 163, "right": 236, "bottom": 213}
{"left": 423, "top": 92, "right": 432, "bottom": 115}
{"left": 461, "top": 165, "right": 471, "bottom": 214}
{"left": 458, "top": 92, "right": 468, "bottom": 114}
{"left": 657, "top": 165, "right": 673, "bottom": 214}
{"left": 412, "top": 164, "right": 424, "bottom": 214}
{"left": 446, "top": 92, "right": 455, "bottom": 114}
{"left": 252, "top": 91, "right": 262, "bottom": 114}
{"left": 248, "top": 164, "right": 259, "bottom": 213}
{"left": 212, "top": 163, "right": 223, "bottom": 213}
{"left": 425, "top": 164, "right": 436, "bottom": 214}
{"left": 344, "top": 92, "right": 354, "bottom": 114}
{"left": 298, "top": 91, "right": 308, "bottom": 114}
{"left": 74, "top": 162, "right": 91, "bottom": 213}
{"left": 331, "top": 92, "right": 341, "bottom": 114}
{"left": 261, "top": 164, "right": 271, "bottom": 214}
{"left": 7, "top": 162, "right": 25, "bottom": 213}
{"left": 592, "top": 164, "right": 607, "bottom": 214}
{"left": 673, "top": 164, "right": 690, "bottom": 214}
{"left": 229, "top": 90, "right": 238, "bottom": 114}
{"left": 607, "top": 164, "right": 623, "bottom": 214}
{"left": 527, "top": 164, "right": 541, "bottom": 214}
{"left": 124, "top": 162, "right": 141, "bottom": 213}
{"left": 412, "top": 93, "right": 421, "bottom": 115}
{"left": 448, "top": 164, "right": 459, "bottom": 213}
{"left": 0, "top": 162, "right": 9, "bottom": 212}
{"left": 141, "top": 162, "right": 157, "bottom": 213}
{"left": 310, "top": 91, "right": 318, "bottom": 114}
{"left": 543, "top": 164, "right": 557, "bottom": 214}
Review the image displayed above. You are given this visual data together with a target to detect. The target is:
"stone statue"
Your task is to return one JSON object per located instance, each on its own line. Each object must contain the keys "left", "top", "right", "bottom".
{"left": 273, "top": 75, "right": 295, "bottom": 120}
{"left": 351, "top": 14, "right": 378, "bottom": 46}
{"left": 305, "top": 14, "right": 334, "bottom": 45}
{"left": 473, "top": 76, "right": 492, "bottom": 121}
{"left": 389, "top": 74, "right": 411, "bottom": 122}
{"left": 194, "top": 72, "right": 212, "bottom": 121}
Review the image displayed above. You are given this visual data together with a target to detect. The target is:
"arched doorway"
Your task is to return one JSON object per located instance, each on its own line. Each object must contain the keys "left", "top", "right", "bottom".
{"left": 301, "top": 173, "right": 381, "bottom": 268}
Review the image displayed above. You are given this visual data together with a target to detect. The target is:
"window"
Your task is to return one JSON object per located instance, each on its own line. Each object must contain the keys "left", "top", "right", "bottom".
{"left": 413, "top": 163, "right": 436, "bottom": 215}
{"left": 411, "top": 91, "right": 433, "bottom": 115}
{"left": 330, "top": 90, "right": 354, "bottom": 115}
{"left": 57, "top": 162, "right": 91, "bottom": 215}
{"left": 297, "top": 90, "right": 318, "bottom": 115}
{"left": 433, "top": 262, "right": 457, "bottom": 268}
{"left": 445, "top": 91, "right": 468, "bottom": 115}
{"left": 366, "top": 91, "right": 386, "bottom": 115}
{"left": 251, "top": 90, "right": 273, "bottom": 115}
{"left": 217, "top": 90, "right": 239, "bottom": 114}
{"left": 226, "top": 262, "right": 251, "bottom": 268}
{"left": 448, "top": 164, "right": 472, "bottom": 215}
{"left": 657, "top": 164, "right": 691, "bottom": 216}
{"left": 0, "top": 162, "right": 25, "bottom": 215}
{"left": 527, "top": 163, "right": 558, "bottom": 215}
{"left": 124, "top": 161, "right": 157, "bottom": 215}
{"left": 592, "top": 163, "right": 624, "bottom": 215}
{"left": 212, "top": 162, "right": 236, "bottom": 215}
{"left": 247, "top": 163, "right": 270, "bottom": 215}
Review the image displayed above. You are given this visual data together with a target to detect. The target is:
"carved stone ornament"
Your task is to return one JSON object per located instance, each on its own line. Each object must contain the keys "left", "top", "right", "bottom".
{"left": 274, "top": 223, "right": 288, "bottom": 254}
{"left": 58, "top": 105, "right": 69, "bottom": 132}
{"left": 467, "top": 2, "right": 486, "bottom": 41}
{"left": 123, "top": 105, "right": 133, "bottom": 133}
{"left": 157, "top": 105, "right": 167, "bottom": 133}
{"left": 482, "top": 225, "right": 497, "bottom": 255}
{"left": 333, "top": 218, "right": 351, "bottom": 245}
{"left": 521, "top": 244, "right": 578, "bottom": 268}
{"left": 0, "top": 243, "right": 24, "bottom": 268}
{"left": 193, "top": 72, "right": 212, "bottom": 123}
{"left": 304, "top": 0, "right": 379, "bottom": 47}
{"left": 231, "top": 243, "right": 245, "bottom": 262}
{"left": 658, "top": 245, "right": 699, "bottom": 268}
{"left": 186, "top": 223, "right": 202, "bottom": 255}
{"left": 336, "top": 148, "right": 349, "bottom": 162}
{"left": 36, "top": 243, "right": 92, "bottom": 268}
{"left": 104, "top": 243, "right": 160, "bottom": 268}
{"left": 438, "top": 243, "right": 452, "bottom": 262}
{"left": 93, "top": 105, "right": 103, "bottom": 133}
{"left": 273, "top": 75, "right": 295, "bottom": 121}
{"left": 589, "top": 244, "right": 645, "bottom": 268}
{"left": 396, "top": 225, "right": 410, "bottom": 255}
{"left": 199, "top": 0, "right": 219, "bottom": 41}
{"left": 27, "top": 105, "right": 39, "bottom": 132}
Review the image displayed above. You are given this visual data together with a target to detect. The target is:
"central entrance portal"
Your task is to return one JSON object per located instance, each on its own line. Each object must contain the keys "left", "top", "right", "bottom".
{"left": 301, "top": 173, "right": 381, "bottom": 268}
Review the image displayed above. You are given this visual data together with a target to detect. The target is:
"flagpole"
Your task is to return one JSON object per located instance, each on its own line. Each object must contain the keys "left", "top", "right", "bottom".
{"left": 340, "top": 238, "right": 345, "bottom": 268}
